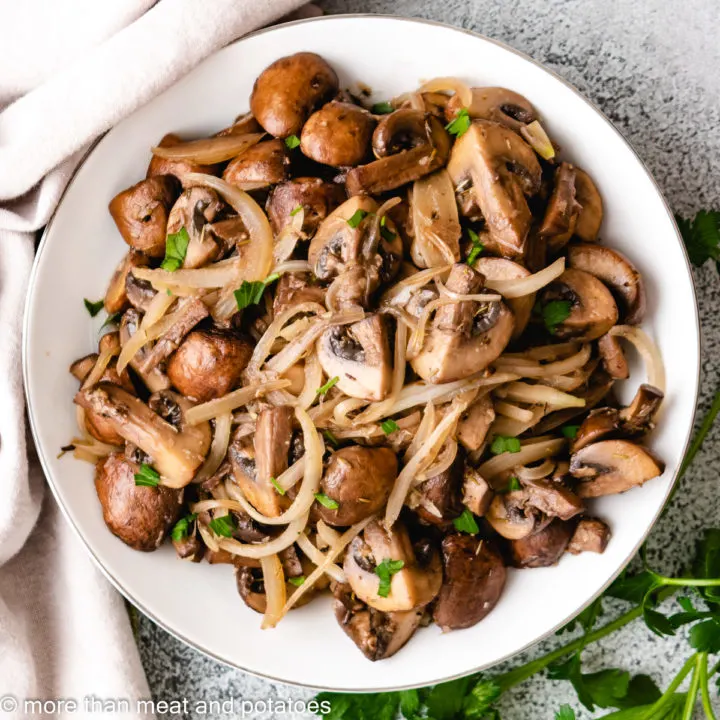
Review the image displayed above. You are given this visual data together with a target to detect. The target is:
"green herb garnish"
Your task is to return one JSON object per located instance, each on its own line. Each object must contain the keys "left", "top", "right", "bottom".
{"left": 99, "top": 312, "right": 121, "bottom": 332}
{"left": 555, "top": 704, "right": 576, "bottom": 720}
{"left": 371, "top": 101, "right": 394, "bottom": 114}
{"left": 323, "top": 430, "right": 339, "bottom": 448}
{"left": 290, "top": 205, "right": 303, "bottom": 216}
{"left": 270, "top": 476, "right": 286, "bottom": 495}
{"left": 134, "top": 463, "right": 160, "bottom": 487}
{"left": 445, "top": 107, "right": 471, "bottom": 137}
{"left": 160, "top": 227, "right": 190, "bottom": 272}
{"left": 316, "top": 376, "right": 340, "bottom": 396}
{"left": 208, "top": 514, "right": 236, "bottom": 538}
{"left": 562, "top": 425, "right": 580, "bottom": 439}
{"left": 233, "top": 273, "right": 280, "bottom": 310}
{"left": 347, "top": 209, "right": 369, "bottom": 229}
{"left": 288, "top": 576, "right": 306, "bottom": 587}
{"left": 171, "top": 513, "right": 197, "bottom": 542}
{"left": 314, "top": 493, "right": 339, "bottom": 510}
{"left": 375, "top": 559, "right": 405, "bottom": 598}
{"left": 84, "top": 298, "right": 104, "bottom": 317}
{"left": 466, "top": 228, "right": 484, "bottom": 266}
{"left": 285, "top": 134, "right": 301, "bottom": 149}
{"left": 380, "top": 419, "right": 399, "bottom": 435}
{"left": 453, "top": 508, "right": 479, "bottom": 535}
{"left": 676, "top": 210, "right": 720, "bottom": 268}
{"left": 542, "top": 299, "right": 572, "bottom": 334}
{"left": 490, "top": 435, "right": 521, "bottom": 455}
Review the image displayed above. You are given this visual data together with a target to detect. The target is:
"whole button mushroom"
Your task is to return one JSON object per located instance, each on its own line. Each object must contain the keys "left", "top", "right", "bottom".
{"left": 250, "top": 52, "right": 339, "bottom": 138}
{"left": 223, "top": 139, "right": 290, "bottom": 191}
{"left": 314, "top": 445, "right": 398, "bottom": 527}
{"left": 301, "top": 101, "right": 376, "bottom": 167}
{"left": 108, "top": 175, "right": 180, "bottom": 257}
{"left": 95, "top": 453, "right": 182, "bottom": 551}
{"left": 509, "top": 519, "right": 575, "bottom": 568}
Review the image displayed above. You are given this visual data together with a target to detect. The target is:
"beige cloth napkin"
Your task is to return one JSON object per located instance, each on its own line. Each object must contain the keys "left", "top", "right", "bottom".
{"left": 0, "top": 1, "right": 308, "bottom": 717}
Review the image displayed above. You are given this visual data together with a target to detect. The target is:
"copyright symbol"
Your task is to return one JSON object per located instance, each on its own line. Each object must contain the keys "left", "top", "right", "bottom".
{"left": 0, "top": 696, "right": 17, "bottom": 713}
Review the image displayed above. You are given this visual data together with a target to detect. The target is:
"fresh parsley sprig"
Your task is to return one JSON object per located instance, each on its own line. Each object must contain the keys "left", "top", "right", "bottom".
{"left": 677, "top": 210, "right": 720, "bottom": 269}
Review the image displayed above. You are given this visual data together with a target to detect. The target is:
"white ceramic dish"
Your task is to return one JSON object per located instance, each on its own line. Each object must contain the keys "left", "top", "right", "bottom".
{"left": 24, "top": 15, "right": 699, "bottom": 691}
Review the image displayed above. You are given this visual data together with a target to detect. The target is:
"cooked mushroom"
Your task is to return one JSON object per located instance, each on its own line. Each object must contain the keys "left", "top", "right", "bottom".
{"left": 125, "top": 272, "right": 156, "bottom": 313}
{"left": 475, "top": 257, "right": 535, "bottom": 339}
{"left": 509, "top": 519, "right": 574, "bottom": 568}
{"left": 573, "top": 168, "right": 603, "bottom": 242}
{"left": 411, "top": 263, "right": 514, "bottom": 383}
{"left": 273, "top": 272, "right": 326, "bottom": 315}
{"left": 462, "top": 467, "right": 494, "bottom": 517}
{"left": 172, "top": 532, "right": 204, "bottom": 562}
{"left": 447, "top": 121, "right": 541, "bottom": 257}
{"left": 445, "top": 87, "right": 537, "bottom": 133}
{"left": 316, "top": 314, "right": 392, "bottom": 401}
{"left": 346, "top": 110, "right": 451, "bottom": 195}
{"left": 485, "top": 491, "right": 538, "bottom": 540}
{"left": 539, "top": 162, "right": 581, "bottom": 254}
{"left": 314, "top": 446, "right": 397, "bottom": 527}
{"left": 344, "top": 520, "right": 442, "bottom": 612}
{"left": 571, "top": 408, "right": 620, "bottom": 452}
{"left": 146, "top": 133, "right": 220, "bottom": 184}
{"left": 236, "top": 562, "right": 314, "bottom": 614}
{"left": 333, "top": 582, "right": 423, "bottom": 661}
{"left": 108, "top": 175, "right": 180, "bottom": 257}
{"left": 618, "top": 384, "right": 664, "bottom": 434}
{"left": 301, "top": 101, "right": 376, "bottom": 167}
{"left": 70, "top": 354, "right": 98, "bottom": 383}
{"left": 414, "top": 450, "right": 465, "bottom": 525}
{"left": 457, "top": 394, "right": 496, "bottom": 452}
{"left": 104, "top": 251, "right": 148, "bottom": 314}
{"left": 539, "top": 269, "right": 618, "bottom": 341}
{"left": 75, "top": 383, "right": 210, "bottom": 487}
{"left": 250, "top": 52, "right": 339, "bottom": 138}
{"left": 166, "top": 328, "right": 253, "bottom": 402}
{"left": 567, "top": 517, "right": 611, "bottom": 555}
{"left": 223, "top": 139, "right": 290, "bottom": 190}
{"left": 567, "top": 244, "right": 646, "bottom": 324}
{"left": 521, "top": 478, "right": 585, "bottom": 521}
{"left": 598, "top": 333, "right": 629, "bottom": 379}
{"left": 266, "top": 177, "right": 346, "bottom": 236}
{"left": 570, "top": 439, "right": 664, "bottom": 497}
{"left": 118, "top": 309, "right": 171, "bottom": 393}
{"left": 166, "top": 187, "right": 225, "bottom": 269}
{"left": 95, "top": 453, "right": 182, "bottom": 551}
{"left": 433, "top": 535, "right": 507, "bottom": 630}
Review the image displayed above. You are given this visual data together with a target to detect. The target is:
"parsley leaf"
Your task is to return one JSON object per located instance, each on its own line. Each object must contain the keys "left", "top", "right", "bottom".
{"left": 316, "top": 376, "right": 340, "bottom": 396}
{"left": 542, "top": 300, "right": 572, "bottom": 334}
{"left": 208, "top": 514, "right": 236, "bottom": 538}
{"left": 314, "top": 493, "right": 339, "bottom": 510}
{"left": 270, "top": 476, "right": 286, "bottom": 495}
{"left": 371, "top": 101, "right": 394, "bottom": 114}
{"left": 490, "top": 435, "right": 521, "bottom": 455}
{"left": 463, "top": 677, "right": 502, "bottom": 719}
{"left": 375, "top": 558, "right": 405, "bottom": 598}
{"left": 445, "top": 107, "right": 471, "bottom": 137}
{"left": 347, "top": 209, "right": 369, "bottom": 228}
{"left": 555, "top": 705, "right": 576, "bottom": 720}
{"left": 689, "top": 618, "right": 720, "bottom": 652}
{"left": 233, "top": 273, "right": 280, "bottom": 310}
{"left": 323, "top": 430, "right": 339, "bottom": 448}
{"left": 562, "top": 424, "right": 580, "bottom": 439}
{"left": 99, "top": 311, "right": 121, "bottom": 332}
{"left": 466, "top": 228, "right": 484, "bottom": 266}
{"left": 171, "top": 513, "right": 197, "bottom": 542}
{"left": 134, "top": 463, "right": 160, "bottom": 487}
{"left": 288, "top": 575, "right": 305, "bottom": 587}
{"left": 285, "top": 134, "right": 301, "bottom": 149}
{"left": 84, "top": 298, "right": 104, "bottom": 317}
{"left": 607, "top": 570, "right": 660, "bottom": 605}
{"left": 453, "top": 508, "right": 479, "bottom": 534}
{"left": 380, "top": 419, "right": 399, "bottom": 435}
{"left": 290, "top": 204, "right": 303, "bottom": 216}
{"left": 161, "top": 227, "right": 190, "bottom": 272}
{"left": 675, "top": 210, "right": 720, "bottom": 267}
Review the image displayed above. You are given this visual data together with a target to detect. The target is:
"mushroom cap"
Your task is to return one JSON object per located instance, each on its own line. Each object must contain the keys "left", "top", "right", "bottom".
{"left": 445, "top": 87, "right": 537, "bottom": 133}
{"left": 571, "top": 407, "right": 620, "bottom": 452}
{"left": 570, "top": 439, "right": 664, "bottom": 497}
{"left": 146, "top": 132, "right": 220, "bottom": 184}
{"left": 567, "top": 243, "right": 646, "bottom": 324}
{"left": 540, "top": 268, "right": 619, "bottom": 341}
{"left": 486, "top": 492, "right": 538, "bottom": 540}
{"left": 597, "top": 333, "right": 630, "bottom": 379}
{"left": 573, "top": 168, "right": 603, "bottom": 242}
{"left": 266, "top": 177, "right": 346, "bottom": 236}
{"left": 250, "top": 52, "right": 339, "bottom": 138}
{"left": 567, "top": 517, "right": 611, "bottom": 555}
{"left": 509, "top": 519, "right": 574, "bottom": 568}
{"left": 521, "top": 478, "right": 585, "bottom": 521}
{"left": 223, "top": 138, "right": 290, "bottom": 190}
{"left": 433, "top": 535, "right": 507, "bottom": 630}
{"left": 84, "top": 358, "right": 136, "bottom": 446}
{"left": 301, "top": 101, "right": 376, "bottom": 167}
{"left": 273, "top": 272, "right": 326, "bottom": 316}
{"left": 540, "top": 162, "right": 581, "bottom": 253}
{"left": 457, "top": 393, "right": 496, "bottom": 452}
{"left": 108, "top": 175, "right": 180, "bottom": 257}
{"left": 414, "top": 449, "right": 465, "bottom": 526}
{"left": 104, "top": 250, "right": 148, "bottom": 315}
{"left": 316, "top": 446, "right": 398, "bottom": 527}
{"left": 316, "top": 314, "right": 393, "bottom": 401}
{"left": 95, "top": 453, "right": 182, "bottom": 551}
{"left": 618, "top": 384, "right": 664, "bottom": 434}
{"left": 166, "top": 328, "right": 253, "bottom": 403}
{"left": 462, "top": 467, "right": 494, "bottom": 517}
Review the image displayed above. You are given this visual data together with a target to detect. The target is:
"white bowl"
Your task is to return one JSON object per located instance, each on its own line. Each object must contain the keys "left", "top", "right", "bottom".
{"left": 24, "top": 15, "right": 699, "bottom": 691}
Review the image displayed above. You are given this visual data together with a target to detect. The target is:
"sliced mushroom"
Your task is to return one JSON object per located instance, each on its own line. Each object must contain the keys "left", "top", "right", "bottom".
{"left": 539, "top": 269, "right": 618, "bottom": 341}
{"left": 75, "top": 383, "right": 210, "bottom": 487}
{"left": 462, "top": 467, "right": 494, "bottom": 517}
{"left": 172, "top": 531, "right": 204, "bottom": 562}
{"left": 415, "top": 450, "right": 465, "bottom": 525}
{"left": 455, "top": 394, "right": 494, "bottom": 453}
{"left": 618, "top": 384, "right": 664, "bottom": 434}
{"left": 301, "top": 101, "right": 376, "bottom": 167}
{"left": 166, "top": 328, "right": 253, "bottom": 403}
{"left": 125, "top": 272, "right": 156, "bottom": 313}
{"left": 316, "top": 314, "right": 392, "bottom": 401}
{"left": 108, "top": 175, "right": 180, "bottom": 257}
{"left": 433, "top": 535, "right": 507, "bottom": 630}
{"left": 573, "top": 168, "right": 603, "bottom": 242}
{"left": 571, "top": 408, "right": 620, "bottom": 452}
{"left": 598, "top": 333, "right": 629, "bottom": 379}
{"left": 411, "top": 263, "right": 514, "bottom": 383}
{"left": 146, "top": 133, "right": 220, "bottom": 184}
{"left": 223, "top": 139, "right": 290, "bottom": 191}
{"left": 84, "top": 366, "right": 136, "bottom": 447}
{"left": 119, "top": 309, "right": 171, "bottom": 393}
{"left": 266, "top": 177, "right": 346, "bottom": 236}
{"left": 486, "top": 492, "right": 538, "bottom": 540}
{"left": 445, "top": 87, "right": 537, "bottom": 133}
{"left": 346, "top": 110, "right": 451, "bottom": 195}
{"left": 250, "top": 52, "right": 339, "bottom": 138}
{"left": 567, "top": 244, "right": 646, "bottom": 324}
{"left": 70, "top": 354, "right": 98, "bottom": 383}
{"left": 510, "top": 519, "right": 574, "bottom": 568}
{"left": 521, "top": 478, "right": 585, "bottom": 521}
{"left": 95, "top": 453, "right": 182, "bottom": 551}
{"left": 570, "top": 439, "right": 664, "bottom": 497}
{"left": 567, "top": 517, "right": 611, "bottom": 555}
{"left": 539, "top": 162, "right": 581, "bottom": 254}
{"left": 314, "top": 446, "right": 397, "bottom": 527}
{"left": 409, "top": 170, "right": 461, "bottom": 267}
{"left": 236, "top": 563, "right": 314, "bottom": 614}
{"left": 104, "top": 251, "right": 148, "bottom": 314}
{"left": 475, "top": 257, "right": 535, "bottom": 339}
{"left": 273, "top": 272, "right": 326, "bottom": 316}
{"left": 344, "top": 520, "right": 442, "bottom": 612}
{"left": 446, "top": 121, "right": 541, "bottom": 257}
{"left": 333, "top": 582, "right": 423, "bottom": 661}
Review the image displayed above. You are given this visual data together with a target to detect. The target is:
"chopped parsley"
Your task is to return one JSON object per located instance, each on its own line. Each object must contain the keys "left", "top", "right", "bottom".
{"left": 288, "top": 576, "right": 306, "bottom": 587}
{"left": 445, "top": 107, "right": 471, "bottom": 137}
{"left": 379, "top": 215, "right": 397, "bottom": 243}
{"left": 171, "top": 513, "right": 197, "bottom": 542}
{"left": 84, "top": 298, "right": 104, "bottom": 317}
{"left": 316, "top": 376, "right": 340, "bottom": 396}
{"left": 99, "top": 311, "right": 121, "bottom": 332}
{"left": 160, "top": 226, "right": 190, "bottom": 272}
{"left": 314, "top": 493, "right": 339, "bottom": 510}
{"left": 233, "top": 273, "right": 280, "bottom": 310}
{"left": 453, "top": 508, "right": 479, "bottom": 534}
{"left": 323, "top": 430, "right": 339, "bottom": 448}
{"left": 285, "top": 134, "right": 301, "bottom": 149}
{"left": 542, "top": 299, "right": 572, "bottom": 334}
{"left": 270, "top": 476, "right": 286, "bottom": 495}
{"left": 290, "top": 204, "right": 303, "bottom": 216}
{"left": 208, "top": 514, "right": 236, "bottom": 538}
{"left": 347, "top": 209, "right": 369, "bottom": 229}
{"left": 134, "top": 463, "right": 160, "bottom": 487}
{"left": 490, "top": 435, "right": 521, "bottom": 455}
{"left": 375, "top": 559, "right": 405, "bottom": 597}
{"left": 371, "top": 101, "right": 394, "bottom": 114}
{"left": 562, "top": 425, "right": 580, "bottom": 439}
{"left": 380, "top": 419, "right": 400, "bottom": 435}
{"left": 466, "top": 228, "right": 485, "bottom": 266}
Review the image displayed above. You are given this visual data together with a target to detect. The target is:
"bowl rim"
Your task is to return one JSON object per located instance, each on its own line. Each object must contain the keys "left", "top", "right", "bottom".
{"left": 22, "top": 12, "right": 701, "bottom": 693}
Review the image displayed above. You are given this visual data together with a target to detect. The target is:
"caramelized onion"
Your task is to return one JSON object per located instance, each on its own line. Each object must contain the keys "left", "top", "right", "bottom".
{"left": 608, "top": 325, "right": 666, "bottom": 392}
{"left": 152, "top": 133, "right": 264, "bottom": 163}
{"left": 417, "top": 77, "right": 473, "bottom": 107}
{"left": 485, "top": 257, "right": 565, "bottom": 298}
{"left": 260, "top": 554, "right": 287, "bottom": 629}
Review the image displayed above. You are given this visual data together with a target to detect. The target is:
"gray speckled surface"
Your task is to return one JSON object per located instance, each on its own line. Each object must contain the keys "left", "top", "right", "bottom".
{"left": 135, "top": 1, "right": 720, "bottom": 717}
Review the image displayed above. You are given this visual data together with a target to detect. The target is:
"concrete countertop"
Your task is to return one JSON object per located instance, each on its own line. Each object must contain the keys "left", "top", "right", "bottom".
{"left": 135, "top": 1, "right": 720, "bottom": 717}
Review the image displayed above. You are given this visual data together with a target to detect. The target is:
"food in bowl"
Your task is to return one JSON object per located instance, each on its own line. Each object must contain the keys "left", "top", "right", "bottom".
{"left": 67, "top": 51, "right": 666, "bottom": 661}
